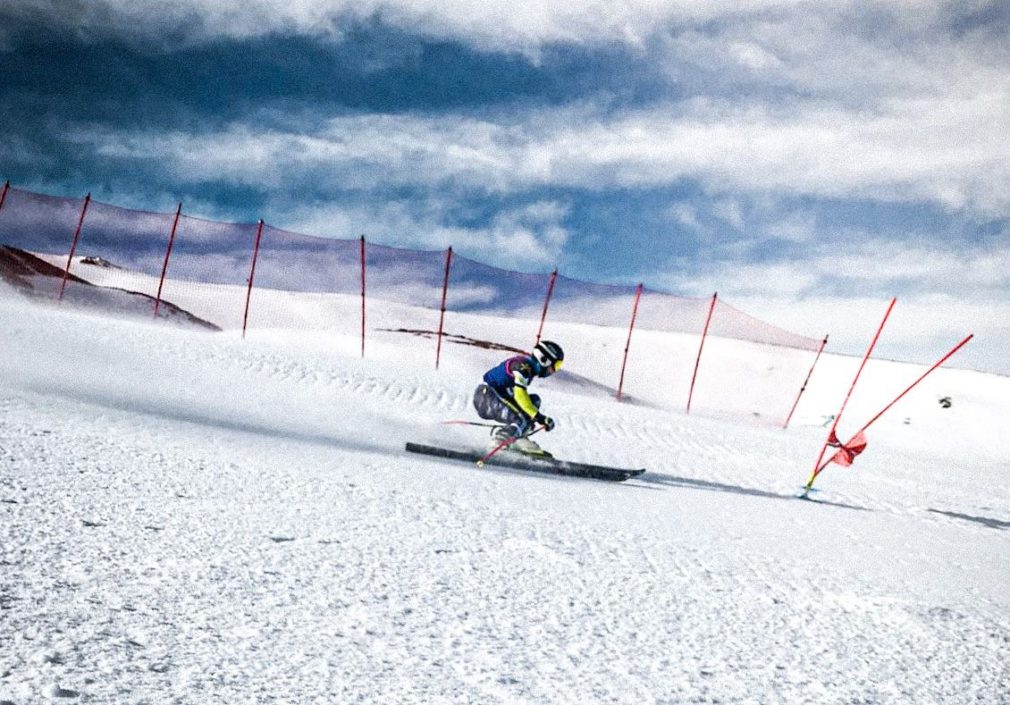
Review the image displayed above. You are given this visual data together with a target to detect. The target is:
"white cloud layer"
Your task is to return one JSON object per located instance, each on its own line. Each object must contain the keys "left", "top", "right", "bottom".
{"left": 24, "top": 0, "right": 1010, "bottom": 219}
{"left": 78, "top": 85, "right": 1010, "bottom": 217}
{"left": 277, "top": 198, "right": 571, "bottom": 268}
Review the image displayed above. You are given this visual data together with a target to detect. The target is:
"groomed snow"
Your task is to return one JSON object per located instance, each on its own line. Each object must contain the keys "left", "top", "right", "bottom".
{"left": 1, "top": 283, "right": 1008, "bottom": 704}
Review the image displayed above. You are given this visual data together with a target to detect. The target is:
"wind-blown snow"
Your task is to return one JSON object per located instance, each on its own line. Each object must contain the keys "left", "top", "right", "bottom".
{"left": 0, "top": 282, "right": 1007, "bottom": 704}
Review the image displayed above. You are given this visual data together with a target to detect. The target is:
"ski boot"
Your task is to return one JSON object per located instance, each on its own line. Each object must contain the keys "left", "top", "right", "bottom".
{"left": 489, "top": 425, "right": 552, "bottom": 459}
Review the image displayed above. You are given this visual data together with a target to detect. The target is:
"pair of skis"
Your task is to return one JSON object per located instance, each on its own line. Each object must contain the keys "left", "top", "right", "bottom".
{"left": 405, "top": 420, "right": 646, "bottom": 482}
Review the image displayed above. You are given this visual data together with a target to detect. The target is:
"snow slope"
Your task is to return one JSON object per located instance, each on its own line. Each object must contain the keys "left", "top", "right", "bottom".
{"left": 1, "top": 283, "right": 1008, "bottom": 704}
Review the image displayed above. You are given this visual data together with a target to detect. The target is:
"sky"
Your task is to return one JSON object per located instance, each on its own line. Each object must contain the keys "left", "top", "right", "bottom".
{"left": 1, "top": 0, "right": 1009, "bottom": 373}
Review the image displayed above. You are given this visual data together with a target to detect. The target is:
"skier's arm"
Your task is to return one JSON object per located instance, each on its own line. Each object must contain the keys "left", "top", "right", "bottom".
{"left": 508, "top": 362, "right": 540, "bottom": 420}
{"left": 511, "top": 385, "right": 540, "bottom": 420}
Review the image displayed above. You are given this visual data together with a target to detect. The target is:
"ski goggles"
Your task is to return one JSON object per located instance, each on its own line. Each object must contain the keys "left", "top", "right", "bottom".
{"left": 547, "top": 359, "right": 564, "bottom": 374}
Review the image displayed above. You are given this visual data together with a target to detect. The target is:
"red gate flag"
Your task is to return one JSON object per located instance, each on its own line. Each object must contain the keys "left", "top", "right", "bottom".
{"left": 827, "top": 429, "right": 867, "bottom": 467}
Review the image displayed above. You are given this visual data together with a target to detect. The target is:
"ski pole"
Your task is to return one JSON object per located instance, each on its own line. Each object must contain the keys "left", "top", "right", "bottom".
{"left": 477, "top": 425, "right": 545, "bottom": 467}
{"left": 440, "top": 420, "right": 501, "bottom": 428}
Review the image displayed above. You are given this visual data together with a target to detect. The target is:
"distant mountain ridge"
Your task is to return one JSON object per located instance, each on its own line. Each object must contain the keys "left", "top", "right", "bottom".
{"left": 0, "top": 244, "right": 220, "bottom": 331}
{"left": 0, "top": 244, "right": 89, "bottom": 292}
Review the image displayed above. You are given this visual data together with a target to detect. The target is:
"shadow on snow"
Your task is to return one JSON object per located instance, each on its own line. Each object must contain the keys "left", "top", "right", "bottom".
{"left": 635, "top": 472, "right": 872, "bottom": 512}
{"left": 927, "top": 508, "right": 1009, "bottom": 531}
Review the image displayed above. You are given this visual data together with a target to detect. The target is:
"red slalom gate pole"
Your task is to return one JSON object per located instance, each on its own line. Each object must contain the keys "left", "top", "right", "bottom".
{"left": 0, "top": 180, "right": 9, "bottom": 213}
{"left": 782, "top": 334, "right": 829, "bottom": 429}
{"left": 617, "top": 283, "right": 643, "bottom": 401}
{"left": 687, "top": 292, "right": 717, "bottom": 414}
{"left": 534, "top": 267, "right": 558, "bottom": 346}
{"left": 241, "top": 220, "right": 264, "bottom": 339}
{"left": 812, "top": 333, "right": 974, "bottom": 478}
{"left": 855, "top": 333, "right": 973, "bottom": 434}
{"left": 435, "top": 246, "right": 453, "bottom": 370}
{"left": 153, "top": 203, "right": 182, "bottom": 319}
{"left": 803, "top": 297, "right": 896, "bottom": 494}
{"left": 360, "top": 236, "right": 366, "bottom": 358}
{"left": 58, "top": 193, "right": 91, "bottom": 301}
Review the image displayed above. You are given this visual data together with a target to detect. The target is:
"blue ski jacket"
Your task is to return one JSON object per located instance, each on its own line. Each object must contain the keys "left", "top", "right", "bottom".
{"left": 483, "top": 354, "right": 549, "bottom": 420}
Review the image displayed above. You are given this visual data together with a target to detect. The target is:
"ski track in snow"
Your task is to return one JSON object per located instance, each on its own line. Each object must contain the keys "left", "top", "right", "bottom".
{"left": 1, "top": 299, "right": 1009, "bottom": 704}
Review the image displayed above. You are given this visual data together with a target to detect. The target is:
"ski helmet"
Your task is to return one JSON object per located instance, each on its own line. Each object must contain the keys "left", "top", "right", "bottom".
{"left": 533, "top": 340, "right": 564, "bottom": 372}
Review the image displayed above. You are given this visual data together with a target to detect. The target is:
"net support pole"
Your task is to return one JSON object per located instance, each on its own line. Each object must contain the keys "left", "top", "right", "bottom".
{"left": 58, "top": 193, "right": 91, "bottom": 302}
{"left": 435, "top": 246, "right": 453, "bottom": 370}
{"left": 617, "top": 283, "right": 643, "bottom": 401}
{"left": 359, "top": 235, "right": 366, "bottom": 358}
{"left": 782, "top": 334, "right": 829, "bottom": 429}
{"left": 153, "top": 202, "right": 182, "bottom": 319}
{"left": 0, "top": 180, "right": 9, "bottom": 213}
{"left": 534, "top": 267, "right": 558, "bottom": 346}
{"left": 241, "top": 219, "right": 264, "bottom": 339}
{"left": 804, "top": 297, "right": 896, "bottom": 493}
{"left": 812, "top": 333, "right": 974, "bottom": 479}
{"left": 687, "top": 292, "right": 718, "bottom": 414}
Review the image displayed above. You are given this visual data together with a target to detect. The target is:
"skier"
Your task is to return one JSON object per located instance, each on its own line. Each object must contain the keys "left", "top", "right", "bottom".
{"left": 472, "top": 341, "right": 564, "bottom": 456}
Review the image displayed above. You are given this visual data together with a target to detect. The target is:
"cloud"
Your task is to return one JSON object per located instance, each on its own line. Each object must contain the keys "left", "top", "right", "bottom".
{"left": 649, "top": 236, "right": 1010, "bottom": 373}
{"left": 8, "top": 0, "right": 1006, "bottom": 99}
{"left": 2, "top": 1, "right": 809, "bottom": 53}
{"left": 667, "top": 235, "right": 1010, "bottom": 298}
{"left": 722, "top": 292, "right": 1005, "bottom": 376}
{"left": 668, "top": 202, "right": 703, "bottom": 232}
{"left": 13, "top": 0, "right": 1010, "bottom": 221}
{"left": 72, "top": 85, "right": 1010, "bottom": 217}
{"left": 278, "top": 197, "right": 570, "bottom": 268}
{"left": 711, "top": 199, "right": 745, "bottom": 231}
{"left": 5, "top": 1, "right": 1009, "bottom": 373}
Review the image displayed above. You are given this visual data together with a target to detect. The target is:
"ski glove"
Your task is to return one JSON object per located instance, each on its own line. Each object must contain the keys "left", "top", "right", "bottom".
{"left": 536, "top": 414, "right": 556, "bottom": 432}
